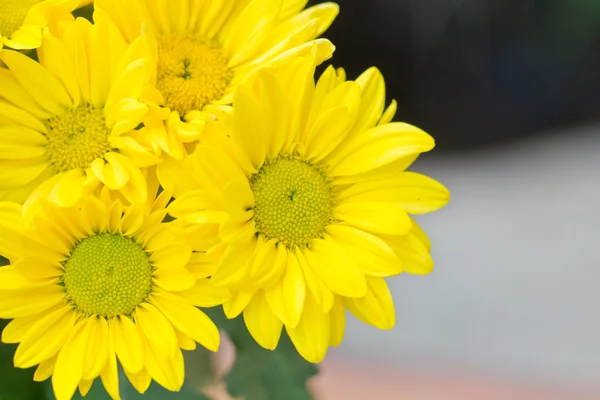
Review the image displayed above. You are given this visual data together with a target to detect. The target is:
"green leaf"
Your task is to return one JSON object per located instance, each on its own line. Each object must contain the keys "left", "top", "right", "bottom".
{"left": 205, "top": 307, "right": 318, "bottom": 400}
{"left": 0, "top": 256, "right": 8, "bottom": 266}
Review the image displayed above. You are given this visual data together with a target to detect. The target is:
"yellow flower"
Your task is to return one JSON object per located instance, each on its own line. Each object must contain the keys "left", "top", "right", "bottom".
{"left": 95, "top": 0, "right": 338, "bottom": 160}
{"left": 0, "top": 14, "right": 162, "bottom": 206}
{"left": 0, "top": 189, "right": 230, "bottom": 399}
{"left": 166, "top": 56, "right": 450, "bottom": 363}
{"left": 0, "top": 0, "right": 89, "bottom": 52}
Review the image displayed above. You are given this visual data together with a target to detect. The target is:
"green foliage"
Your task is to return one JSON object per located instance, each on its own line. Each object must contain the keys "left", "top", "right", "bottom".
{"left": 206, "top": 307, "right": 318, "bottom": 400}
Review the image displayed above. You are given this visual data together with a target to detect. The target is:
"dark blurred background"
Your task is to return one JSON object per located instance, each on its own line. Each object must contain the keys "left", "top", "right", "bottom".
{"left": 311, "top": 0, "right": 600, "bottom": 150}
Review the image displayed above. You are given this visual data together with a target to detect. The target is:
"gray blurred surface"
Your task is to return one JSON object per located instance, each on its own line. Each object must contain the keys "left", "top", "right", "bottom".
{"left": 333, "top": 123, "right": 600, "bottom": 388}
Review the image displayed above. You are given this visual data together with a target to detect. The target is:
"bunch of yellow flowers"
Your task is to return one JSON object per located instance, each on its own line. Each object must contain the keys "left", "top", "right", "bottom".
{"left": 0, "top": 1, "right": 449, "bottom": 399}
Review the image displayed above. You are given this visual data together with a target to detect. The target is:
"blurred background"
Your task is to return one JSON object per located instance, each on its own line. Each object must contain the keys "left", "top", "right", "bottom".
{"left": 307, "top": 0, "right": 600, "bottom": 398}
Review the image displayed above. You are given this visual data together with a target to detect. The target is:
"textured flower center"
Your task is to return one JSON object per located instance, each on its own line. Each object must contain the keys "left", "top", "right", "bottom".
{"left": 62, "top": 233, "right": 153, "bottom": 317}
{"left": 156, "top": 35, "right": 233, "bottom": 116}
{"left": 44, "top": 105, "right": 111, "bottom": 173}
{"left": 0, "top": 0, "right": 40, "bottom": 37}
{"left": 250, "top": 156, "right": 335, "bottom": 248}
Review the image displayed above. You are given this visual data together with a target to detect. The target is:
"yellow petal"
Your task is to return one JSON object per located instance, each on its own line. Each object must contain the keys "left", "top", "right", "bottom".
{"left": 14, "top": 307, "right": 76, "bottom": 369}
{"left": 13, "top": 257, "right": 62, "bottom": 281}
{"left": 231, "top": 86, "right": 267, "bottom": 169}
{"left": 111, "top": 136, "right": 160, "bottom": 168}
{"left": 410, "top": 218, "right": 431, "bottom": 250}
{"left": 305, "top": 81, "right": 361, "bottom": 161}
{"left": 285, "top": 293, "right": 329, "bottom": 363}
{"left": 175, "top": 329, "right": 196, "bottom": 351}
{"left": 279, "top": 0, "right": 309, "bottom": 21}
{"left": 110, "top": 99, "right": 149, "bottom": 136}
{"left": 306, "top": 239, "right": 367, "bottom": 298}
{"left": 0, "top": 99, "right": 46, "bottom": 132}
{"left": 222, "top": 179, "right": 254, "bottom": 222}
{"left": 78, "top": 379, "right": 94, "bottom": 397}
{"left": 152, "top": 293, "right": 220, "bottom": 352}
{"left": 99, "top": 341, "right": 120, "bottom": 400}
{"left": 167, "top": 189, "right": 212, "bottom": 219}
{"left": 220, "top": 218, "right": 256, "bottom": 244}
{"left": 118, "top": 204, "right": 144, "bottom": 236}
{"left": 0, "top": 157, "right": 49, "bottom": 190}
{"left": 135, "top": 303, "right": 178, "bottom": 359}
{"left": 0, "top": 286, "right": 64, "bottom": 318}
{"left": 223, "top": 290, "right": 256, "bottom": 319}
{"left": 150, "top": 245, "right": 192, "bottom": 270}
{"left": 289, "top": 3, "right": 339, "bottom": 37}
{"left": 330, "top": 123, "right": 435, "bottom": 176}
{"left": 0, "top": 202, "right": 23, "bottom": 261}
{"left": 82, "top": 318, "right": 109, "bottom": 380}
{"left": 185, "top": 249, "right": 219, "bottom": 277}
{"left": 178, "top": 278, "right": 232, "bottom": 307}
{"left": 304, "top": 106, "right": 351, "bottom": 162}
{"left": 105, "top": 58, "right": 152, "bottom": 113}
{"left": 210, "top": 242, "right": 254, "bottom": 287}
{"left": 139, "top": 331, "right": 184, "bottom": 392}
{"left": 0, "top": 50, "right": 72, "bottom": 114}
{"left": 52, "top": 320, "right": 86, "bottom": 400}
{"left": 0, "top": 69, "right": 52, "bottom": 119}
{"left": 39, "top": 29, "right": 80, "bottom": 107}
{"left": 243, "top": 291, "right": 283, "bottom": 350}
{"left": 345, "top": 277, "right": 396, "bottom": 330}
{"left": 123, "top": 367, "right": 152, "bottom": 394}
{"left": 264, "top": 251, "right": 306, "bottom": 327}
{"left": 100, "top": 152, "right": 132, "bottom": 189}
{"left": 335, "top": 201, "right": 412, "bottom": 235}
{"left": 34, "top": 354, "right": 57, "bottom": 382}
{"left": 223, "top": 0, "right": 282, "bottom": 67}
{"left": 154, "top": 267, "right": 196, "bottom": 292}
{"left": 332, "top": 154, "right": 419, "bottom": 185}
{"left": 83, "top": 196, "right": 109, "bottom": 233}
{"left": 2, "top": 314, "right": 39, "bottom": 343}
{"left": 353, "top": 67, "right": 385, "bottom": 132}
{"left": 46, "top": 169, "right": 88, "bottom": 207}
{"left": 255, "top": 71, "right": 291, "bottom": 159}
{"left": 382, "top": 230, "right": 434, "bottom": 275}
{"left": 326, "top": 225, "right": 402, "bottom": 277}
{"left": 339, "top": 172, "right": 450, "bottom": 214}
{"left": 295, "top": 250, "right": 333, "bottom": 313}
{"left": 249, "top": 238, "right": 286, "bottom": 288}
{"left": 113, "top": 315, "right": 144, "bottom": 374}
{"left": 329, "top": 296, "right": 345, "bottom": 347}
{"left": 378, "top": 99, "right": 397, "bottom": 125}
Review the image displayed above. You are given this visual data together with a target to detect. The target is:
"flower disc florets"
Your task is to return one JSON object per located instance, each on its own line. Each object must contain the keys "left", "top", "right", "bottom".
{"left": 250, "top": 156, "right": 335, "bottom": 248}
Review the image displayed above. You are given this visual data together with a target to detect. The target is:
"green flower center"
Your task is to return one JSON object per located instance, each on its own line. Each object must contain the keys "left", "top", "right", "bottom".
{"left": 44, "top": 104, "right": 112, "bottom": 173}
{"left": 250, "top": 156, "right": 335, "bottom": 249}
{"left": 156, "top": 35, "right": 233, "bottom": 116}
{"left": 0, "top": 0, "right": 41, "bottom": 38}
{"left": 62, "top": 233, "right": 153, "bottom": 317}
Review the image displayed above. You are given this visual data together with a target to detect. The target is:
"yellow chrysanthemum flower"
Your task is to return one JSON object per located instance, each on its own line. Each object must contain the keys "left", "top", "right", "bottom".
{"left": 95, "top": 0, "right": 337, "bottom": 160}
{"left": 0, "top": 14, "right": 162, "bottom": 206}
{"left": 165, "top": 57, "right": 450, "bottom": 363}
{"left": 0, "top": 189, "right": 230, "bottom": 399}
{"left": 0, "top": 0, "right": 90, "bottom": 52}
